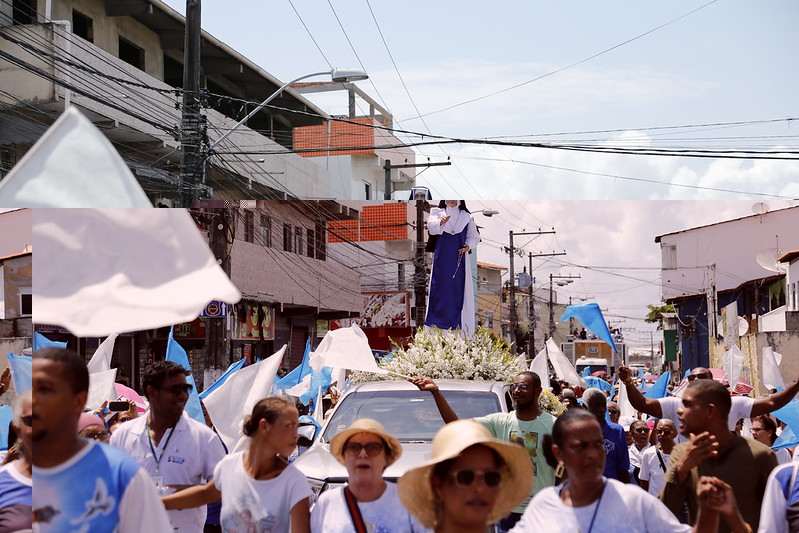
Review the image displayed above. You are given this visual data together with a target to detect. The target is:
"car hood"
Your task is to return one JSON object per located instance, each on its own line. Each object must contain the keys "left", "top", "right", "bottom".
{"left": 293, "top": 441, "right": 434, "bottom": 481}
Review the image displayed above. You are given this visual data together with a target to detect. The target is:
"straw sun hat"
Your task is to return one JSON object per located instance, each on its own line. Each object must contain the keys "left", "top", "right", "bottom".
{"left": 397, "top": 419, "right": 533, "bottom": 529}
{"left": 329, "top": 418, "right": 403, "bottom": 467}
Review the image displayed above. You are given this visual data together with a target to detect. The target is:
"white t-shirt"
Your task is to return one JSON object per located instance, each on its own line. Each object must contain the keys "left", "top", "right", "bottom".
{"left": 32, "top": 440, "right": 171, "bottom": 533}
{"left": 213, "top": 451, "right": 311, "bottom": 533}
{"left": 628, "top": 443, "right": 651, "bottom": 469}
{"left": 110, "top": 412, "right": 227, "bottom": 532}
{"left": 638, "top": 446, "right": 671, "bottom": 497}
{"left": 775, "top": 448, "right": 792, "bottom": 465}
{"left": 510, "top": 478, "right": 691, "bottom": 533}
{"left": 658, "top": 395, "right": 754, "bottom": 443}
{"left": 310, "top": 482, "right": 429, "bottom": 533}
{"left": 758, "top": 462, "right": 799, "bottom": 533}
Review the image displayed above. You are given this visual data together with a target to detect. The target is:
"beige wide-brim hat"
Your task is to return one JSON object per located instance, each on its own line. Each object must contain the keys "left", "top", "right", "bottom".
{"left": 397, "top": 419, "right": 533, "bottom": 529}
{"left": 329, "top": 418, "right": 403, "bottom": 467}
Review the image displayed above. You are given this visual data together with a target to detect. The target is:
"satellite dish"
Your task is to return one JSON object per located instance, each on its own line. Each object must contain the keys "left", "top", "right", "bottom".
{"left": 752, "top": 202, "right": 769, "bottom": 215}
{"left": 756, "top": 248, "right": 787, "bottom": 273}
{"left": 737, "top": 316, "right": 749, "bottom": 336}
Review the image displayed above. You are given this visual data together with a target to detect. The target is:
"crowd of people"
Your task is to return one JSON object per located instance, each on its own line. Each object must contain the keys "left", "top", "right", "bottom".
{"left": 22, "top": 344, "right": 799, "bottom": 532}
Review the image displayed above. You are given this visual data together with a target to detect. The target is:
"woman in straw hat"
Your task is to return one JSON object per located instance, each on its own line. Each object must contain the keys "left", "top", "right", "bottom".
{"left": 510, "top": 409, "right": 747, "bottom": 532}
{"left": 310, "top": 418, "right": 428, "bottom": 532}
{"left": 397, "top": 419, "right": 533, "bottom": 533}
{"left": 162, "top": 397, "right": 312, "bottom": 533}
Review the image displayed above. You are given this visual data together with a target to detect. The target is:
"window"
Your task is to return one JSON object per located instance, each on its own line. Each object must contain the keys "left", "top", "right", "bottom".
{"left": 19, "top": 287, "right": 32, "bottom": 316}
{"left": 485, "top": 310, "right": 494, "bottom": 329}
{"left": 72, "top": 10, "right": 94, "bottom": 42}
{"left": 260, "top": 214, "right": 271, "bottom": 247}
{"left": 294, "top": 228, "right": 303, "bottom": 255}
{"left": 283, "top": 224, "right": 292, "bottom": 252}
{"left": 118, "top": 37, "right": 145, "bottom": 70}
{"left": 662, "top": 244, "right": 677, "bottom": 269}
{"left": 243, "top": 210, "right": 254, "bottom": 243}
{"left": 364, "top": 182, "right": 371, "bottom": 200}
{"left": 315, "top": 222, "right": 326, "bottom": 261}
{"left": 11, "top": 0, "right": 34, "bottom": 24}
{"left": 307, "top": 228, "right": 315, "bottom": 258}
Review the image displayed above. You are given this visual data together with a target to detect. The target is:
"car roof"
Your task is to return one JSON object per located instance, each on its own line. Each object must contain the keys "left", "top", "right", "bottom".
{"left": 347, "top": 379, "right": 507, "bottom": 394}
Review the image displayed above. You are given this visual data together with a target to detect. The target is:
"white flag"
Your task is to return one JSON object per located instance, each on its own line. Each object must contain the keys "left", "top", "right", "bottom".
{"left": 33, "top": 208, "right": 241, "bottom": 337}
{"left": 762, "top": 347, "right": 786, "bottom": 390}
{"left": 313, "top": 386, "right": 325, "bottom": 426}
{"left": 87, "top": 334, "right": 118, "bottom": 374}
{"left": 0, "top": 107, "right": 153, "bottom": 207}
{"left": 204, "top": 346, "right": 285, "bottom": 451}
{"left": 616, "top": 378, "right": 636, "bottom": 420}
{"left": 309, "top": 324, "right": 387, "bottom": 374}
{"left": 722, "top": 345, "right": 745, "bottom": 389}
{"left": 529, "top": 347, "right": 550, "bottom": 390}
{"left": 87, "top": 368, "right": 117, "bottom": 411}
{"left": 545, "top": 338, "right": 587, "bottom": 388}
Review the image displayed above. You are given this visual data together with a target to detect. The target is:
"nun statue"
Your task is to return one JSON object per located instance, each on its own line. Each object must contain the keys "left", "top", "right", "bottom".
{"left": 425, "top": 200, "right": 479, "bottom": 336}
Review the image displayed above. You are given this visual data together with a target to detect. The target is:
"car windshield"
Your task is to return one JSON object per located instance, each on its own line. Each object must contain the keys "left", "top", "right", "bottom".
{"left": 322, "top": 389, "right": 501, "bottom": 442}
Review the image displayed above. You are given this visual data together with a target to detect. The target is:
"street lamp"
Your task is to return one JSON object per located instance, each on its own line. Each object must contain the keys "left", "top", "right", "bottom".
{"left": 208, "top": 68, "right": 368, "bottom": 152}
{"left": 473, "top": 209, "right": 499, "bottom": 217}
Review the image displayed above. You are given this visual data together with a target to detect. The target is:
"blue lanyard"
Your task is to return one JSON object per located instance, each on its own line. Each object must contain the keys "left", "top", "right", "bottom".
{"left": 146, "top": 421, "right": 176, "bottom": 476}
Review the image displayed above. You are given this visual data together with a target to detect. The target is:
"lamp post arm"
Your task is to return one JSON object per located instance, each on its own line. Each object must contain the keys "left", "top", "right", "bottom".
{"left": 208, "top": 71, "right": 329, "bottom": 152}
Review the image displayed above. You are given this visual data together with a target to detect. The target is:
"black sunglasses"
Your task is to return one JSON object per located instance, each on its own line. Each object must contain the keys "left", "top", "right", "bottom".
{"left": 687, "top": 373, "right": 712, "bottom": 381}
{"left": 160, "top": 384, "right": 193, "bottom": 395}
{"left": 510, "top": 383, "right": 529, "bottom": 392}
{"left": 450, "top": 469, "right": 503, "bottom": 488}
{"left": 344, "top": 442, "right": 385, "bottom": 457}
{"left": 21, "top": 415, "right": 32, "bottom": 427}
{"left": 607, "top": 409, "right": 619, "bottom": 414}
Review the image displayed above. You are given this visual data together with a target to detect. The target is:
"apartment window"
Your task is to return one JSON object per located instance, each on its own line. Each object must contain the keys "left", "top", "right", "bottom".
{"left": 118, "top": 37, "right": 145, "bottom": 70}
{"left": 315, "top": 222, "right": 326, "bottom": 261}
{"left": 306, "top": 228, "right": 315, "bottom": 258}
{"left": 72, "top": 10, "right": 94, "bottom": 43}
{"left": 294, "top": 228, "right": 303, "bottom": 255}
{"left": 11, "top": 0, "right": 34, "bottom": 24}
{"left": 364, "top": 182, "right": 371, "bottom": 200}
{"left": 662, "top": 244, "right": 677, "bottom": 269}
{"left": 19, "top": 287, "right": 32, "bottom": 316}
{"left": 243, "top": 210, "right": 254, "bottom": 243}
{"left": 283, "top": 224, "right": 292, "bottom": 252}
{"left": 260, "top": 214, "right": 271, "bottom": 247}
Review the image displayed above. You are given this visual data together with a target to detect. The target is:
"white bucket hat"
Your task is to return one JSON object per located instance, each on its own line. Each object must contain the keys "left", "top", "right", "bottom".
{"left": 397, "top": 420, "right": 533, "bottom": 528}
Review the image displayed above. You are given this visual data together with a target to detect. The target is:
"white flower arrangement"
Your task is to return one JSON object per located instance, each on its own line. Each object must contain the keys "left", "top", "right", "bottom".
{"left": 538, "top": 389, "right": 566, "bottom": 417}
{"left": 350, "top": 327, "right": 526, "bottom": 384}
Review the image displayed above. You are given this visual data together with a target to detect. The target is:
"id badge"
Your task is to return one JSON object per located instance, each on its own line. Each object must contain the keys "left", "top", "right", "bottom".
{"left": 153, "top": 475, "right": 164, "bottom": 493}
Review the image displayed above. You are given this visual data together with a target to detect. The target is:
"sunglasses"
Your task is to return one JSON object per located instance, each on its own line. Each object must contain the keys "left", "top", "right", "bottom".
{"left": 160, "top": 384, "right": 193, "bottom": 395}
{"left": 632, "top": 427, "right": 649, "bottom": 433}
{"left": 449, "top": 469, "right": 503, "bottom": 488}
{"left": 84, "top": 430, "right": 110, "bottom": 440}
{"left": 21, "top": 415, "right": 32, "bottom": 427}
{"left": 687, "top": 373, "right": 712, "bottom": 381}
{"left": 607, "top": 409, "right": 619, "bottom": 415}
{"left": 509, "top": 383, "right": 529, "bottom": 392}
{"left": 344, "top": 441, "right": 385, "bottom": 457}
{"left": 656, "top": 429, "right": 674, "bottom": 435}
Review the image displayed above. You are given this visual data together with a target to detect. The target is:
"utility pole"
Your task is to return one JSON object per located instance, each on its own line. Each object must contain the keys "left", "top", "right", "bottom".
{"left": 414, "top": 198, "right": 426, "bottom": 328}
{"left": 206, "top": 208, "right": 232, "bottom": 368}
{"left": 707, "top": 263, "right": 718, "bottom": 342}
{"left": 525, "top": 251, "right": 567, "bottom": 355}
{"left": 505, "top": 230, "right": 556, "bottom": 354}
{"left": 384, "top": 160, "right": 450, "bottom": 200}
{"left": 179, "top": 0, "right": 204, "bottom": 207}
{"left": 548, "top": 274, "right": 581, "bottom": 339}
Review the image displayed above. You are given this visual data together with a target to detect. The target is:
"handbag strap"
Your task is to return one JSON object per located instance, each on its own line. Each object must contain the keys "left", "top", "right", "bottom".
{"left": 343, "top": 486, "right": 368, "bottom": 533}
{"left": 656, "top": 449, "right": 667, "bottom": 472}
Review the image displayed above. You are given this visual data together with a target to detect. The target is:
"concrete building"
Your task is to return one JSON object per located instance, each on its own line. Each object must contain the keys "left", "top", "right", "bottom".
{"left": 476, "top": 261, "right": 504, "bottom": 337}
{"left": 655, "top": 206, "right": 799, "bottom": 393}
{"left": 0, "top": 0, "right": 344, "bottom": 201}
{"left": 0, "top": 208, "right": 32, "bottom": 364}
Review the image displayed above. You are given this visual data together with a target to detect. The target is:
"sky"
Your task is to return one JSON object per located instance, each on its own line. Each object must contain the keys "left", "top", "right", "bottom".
{"left": 465, "top": 199, "right": 797, "bottom": 350}
{"left": 161, "top": 0, "right": 799, "bottom": 201}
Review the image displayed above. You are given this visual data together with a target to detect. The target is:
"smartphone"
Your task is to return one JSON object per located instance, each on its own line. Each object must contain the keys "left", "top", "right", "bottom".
{"left": 108, "top": 400, "right": 131, "bottom": 412}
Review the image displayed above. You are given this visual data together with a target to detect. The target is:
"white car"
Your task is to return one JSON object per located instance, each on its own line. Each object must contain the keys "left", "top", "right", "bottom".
{"left": 293, "top": 379, "right": 511, "bottom": 501}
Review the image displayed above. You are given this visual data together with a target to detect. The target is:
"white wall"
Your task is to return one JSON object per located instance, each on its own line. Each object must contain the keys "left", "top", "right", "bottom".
{"left": 659, "top": 207, "right": 799, "bottom": 300}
